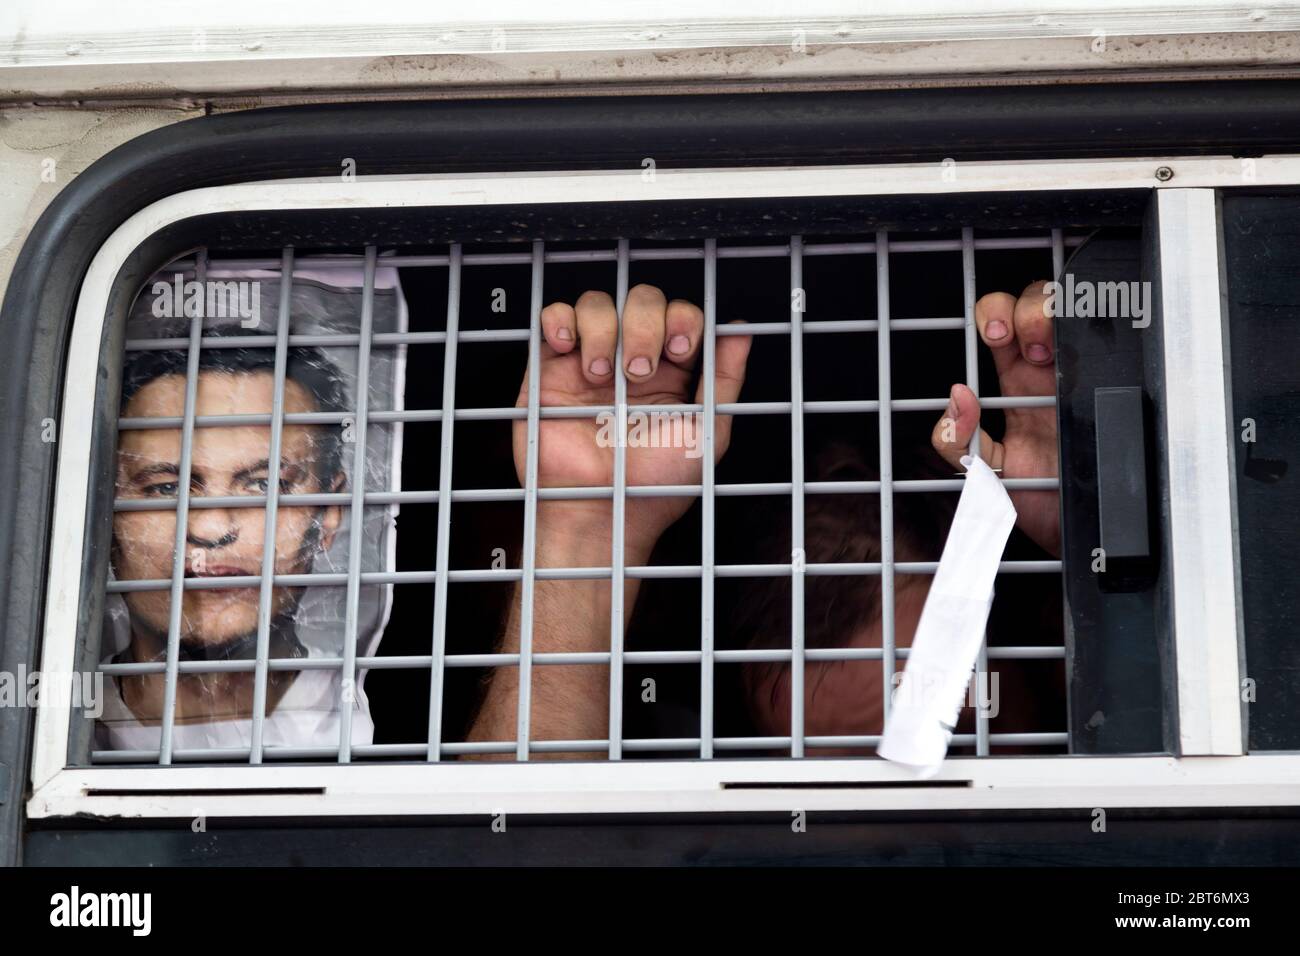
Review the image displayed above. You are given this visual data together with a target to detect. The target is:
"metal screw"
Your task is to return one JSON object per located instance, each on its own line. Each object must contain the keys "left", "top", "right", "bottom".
{"left": 1155, "top": 166, "right": 1175, "bottom": 182}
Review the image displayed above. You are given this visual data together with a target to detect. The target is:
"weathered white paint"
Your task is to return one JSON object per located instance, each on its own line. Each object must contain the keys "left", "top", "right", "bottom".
{"left": 1156, "top": 189, "right": 1247, "bottom": 756}
{"left": 2, "top": 2, "right": 1299, "bottom": 102}
{"left": 0, "top": 107, "right": 199, "bottom": 305}
{"left": 28, "top": 755, "right": 1300, "bottom": 818}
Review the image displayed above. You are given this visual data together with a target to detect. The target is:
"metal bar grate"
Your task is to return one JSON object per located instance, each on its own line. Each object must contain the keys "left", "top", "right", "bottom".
{"left": 699, "top": 238, "right": 718, "bottom": 760}
{"left": 515, "top": 240, "right": 545, "bottom": 760}
{"left": 426, "top": 244, "right": 462, "bottom": 761}
{"left": 249, "top": 246, "right": 294, "bottom": 764}
{"left": 155, "top": 249, "right": 207, "bottom": 766}
{"left": 789, "top": 236, "right": 806, "bottom": 758}
{"left": 608, "top": 239, "right": 631, "bottom": 760}
{"left": 337, "top": 246, "right": 378, "bottom": 761}
{"left": 97, "top": 229, "right": 1070, "bottom": 765}
{"left": 876, "top": 230, "right": 897, "bottom": 725}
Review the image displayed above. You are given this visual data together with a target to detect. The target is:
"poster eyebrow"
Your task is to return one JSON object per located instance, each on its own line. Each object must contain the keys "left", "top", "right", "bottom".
{"left": 128, "top": 462, "right": 181, "bottom": 484}
{"left": 231, "top": 459, "right": 273, "bottom": 483}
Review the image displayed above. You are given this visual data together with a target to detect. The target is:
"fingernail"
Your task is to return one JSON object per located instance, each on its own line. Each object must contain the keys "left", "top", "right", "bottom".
{"left": 1026, "top": 343, "right": 1052, "bottom": 363}
{"left": 946, "top": 397, "right": 960, "bottom": 422}
{"left": 667, "top": 335, "right": 690, "bottom": 355}
{"left": 627, "top": 356, "right": 652, "bottom": 376}
{"left": 987, "top": 320, "right": 1009, "bottom": 340}
{"left": 556, "top": 326, "right": 573, "bottom": 341}
{"left": 590, "top": 358, "right": 611, "bottom": 376}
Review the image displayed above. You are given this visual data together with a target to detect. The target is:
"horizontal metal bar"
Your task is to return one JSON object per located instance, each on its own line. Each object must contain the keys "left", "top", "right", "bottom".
{"left": 117, "top": 394, "right": 1057, "bottom": 429}
{"left": 125, "top": 316, "right": 968, "bottom": 351}
{"left": 98, "top": 643, "right": 1065, "bottom": 676}
{"left": 158, "top": 235, "right": 1086, "bottom": 275}
{"left": 106, "top": 559, "right": 1063, "bottom": 593}
{"left": 89, "top": 730, "right": 1068, "bottom": 764}
{"left": 124, "top": 328, "right": 527, "bottom": 351}
{"left": 113, "top": 475, "right": 1060, "bottom": 511}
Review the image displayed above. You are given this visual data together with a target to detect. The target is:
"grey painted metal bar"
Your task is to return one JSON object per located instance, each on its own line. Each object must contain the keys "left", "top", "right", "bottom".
{"left": 789, "top": 236, "right": 807, "bottom": 758}
{"left": 1045, "top": 230, "right": 1065, "bottom": 748}
{"left": 92, "top": 729, "right": 1072, "bottom": 763}
{"left": 113, "top": 474, "right": 1062, "bottom": 513}
{"left": 962, "top": 226, "right": 991, "bottom": 757}
{"left": 877, "top": 230, "right": 897, "bottom": 724}
{"left": 98, "top": 643, "right": 1066, "bottom": 677}
{"left": 249, "top": 246, "right": 294, "bottom": 763}
{"left": 156, "top": 249, "right": 208, "bottom": 766}
{"left": 515, "top": 241, "right": 545, "bottom": 760}
{"left": 107, "top": 558, "right": 1065, "bottom": 594}
{"left": 336, "top": 246, "right": 378, "bottom": 762}
{"left": 124, "top": 316, "right": 972, "bottom": 352}
{"left": 962, "top": 228, "right": 981, "bottom": 462}
{"left": 608, "top": 238, "right": 630, "bottom": 760}
{"left": 1044, "top": 223, "right": 1067, "bottom": 744}
{"left": 126, "top": 329, "right": 531, "bottom": 351}
{"left": 700, "top": 238, "right": 718, "bottom": 759}
{"left": 160, "top": 236, "right": 1086, "bottom": 275}
{"left": 425, "top": 243, "right": 462, "bottom": 761}
{"left": 117, "top": 393, "right": 1057, "bottom": 429}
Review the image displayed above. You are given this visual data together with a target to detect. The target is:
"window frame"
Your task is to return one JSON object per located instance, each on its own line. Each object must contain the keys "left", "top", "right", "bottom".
{"left": 27, "top": 155, "right": 1299, "bottom": 820}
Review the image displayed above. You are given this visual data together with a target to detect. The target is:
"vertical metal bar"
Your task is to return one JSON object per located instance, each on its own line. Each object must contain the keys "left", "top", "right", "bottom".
{"left": 426, "top": 243, "right": 462, "bottom": 761}
{"left": 1045, "top": 225, "right": 1066, "bottom": 757}
{"left": 515, "top": 241, "right": 545, "bottom": 760}
{"left": 974, "top": 643, "right": 992, "bottom": 754}
{"left": 337, "top": 246, "right": 377, "bottom": 762}
{"left": 962, "top": 226, "right": 990, "bottom": 756}
{"left": 249, "top": 246, "right": 294, "bottom": 763}
{"left": 157, "top": 249, "right": 207, "bottom": 765}
{"left": 790, "top": 235, "right": 806, "bottom": 758}
{"left": 700, "top": 237, "right": 718, "bottom": 759}
{"left": 962, "top": 227, "right": 981, "bottom": 462}
{"left": 608, "top": 238, "right": 630, "bottom": 760}
{"left": 1155, "top": 189, "right": 1245, "bottom": 755}
{"left": 876, "top": 231, "right": 897, "bottom": 729}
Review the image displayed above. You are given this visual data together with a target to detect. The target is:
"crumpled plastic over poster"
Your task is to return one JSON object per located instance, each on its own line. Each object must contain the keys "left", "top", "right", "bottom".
{"left": 96, "top": 260, "right": 408, "bottom": 755}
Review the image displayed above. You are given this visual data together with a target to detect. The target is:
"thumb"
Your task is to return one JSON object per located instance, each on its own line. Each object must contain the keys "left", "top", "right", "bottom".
{"left": 697, "top": 322, "right": 753, "bottom": 460}
{"left": 930, "top": 383, "right": 1002, "bottom": 472}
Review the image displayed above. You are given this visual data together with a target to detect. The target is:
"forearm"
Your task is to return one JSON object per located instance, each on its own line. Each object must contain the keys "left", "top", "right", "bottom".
{"left": 465, "top": 509, "right": 651, "bottom": 758}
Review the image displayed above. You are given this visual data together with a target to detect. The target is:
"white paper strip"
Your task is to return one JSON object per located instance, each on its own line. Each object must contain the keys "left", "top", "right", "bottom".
{"left": 878, "top": 454, "right": 1017, "bottom": 776}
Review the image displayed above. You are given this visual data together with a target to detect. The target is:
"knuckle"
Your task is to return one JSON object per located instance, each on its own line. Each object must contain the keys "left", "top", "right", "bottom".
{"left": 628, "top": 282, "right": 666, "bottom": 302}
{"left": 1016, "top": 309, "right": 1051, "bottom": 338}
{"left": 976, "top": 291, "right": 1014, "bottom": 311}
{"left": 666, "top": 299, "right": 703, "bottom": 325}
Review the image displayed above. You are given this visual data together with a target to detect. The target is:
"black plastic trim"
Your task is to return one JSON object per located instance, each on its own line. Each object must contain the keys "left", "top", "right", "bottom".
{"left": 8, "top": 81, "right": 1300, "bottom": 865}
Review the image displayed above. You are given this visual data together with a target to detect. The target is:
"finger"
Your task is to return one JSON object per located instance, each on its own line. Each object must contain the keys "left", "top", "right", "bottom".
{"left": 1012, "top": 280, "right": 1054, "bottom": 367}
{"left": 574, "top": 290, "right": 619, "bottom": 384}
{"left": 540, "top": 301, "right": 577, "bottom": 354}
{"left": 621, "top": 283, "right": 668, "bottom": 382}
{"left": 930, "top": 384, "right": 1004, "bottom": 472}
{"left": 662, "top": 298, "right": 704, "bottom": 369}
{"left": 696, "top": 322, "right": 753, "bottom": 458}
{"left": 974, "top": 292, "right": 1020, "bottom": 378}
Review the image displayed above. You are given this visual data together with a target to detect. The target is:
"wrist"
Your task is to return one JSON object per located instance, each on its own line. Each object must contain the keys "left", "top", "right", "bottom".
{"left": 535, "top": 501, "right": 657, "bottom": 566}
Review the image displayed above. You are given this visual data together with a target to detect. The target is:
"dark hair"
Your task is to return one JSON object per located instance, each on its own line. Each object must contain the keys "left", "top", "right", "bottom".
{"left": 731, "top": 440, "right": 959, "bottom": 692}
{"left": 120, "top": 323, "right": 350, "bottom": 485}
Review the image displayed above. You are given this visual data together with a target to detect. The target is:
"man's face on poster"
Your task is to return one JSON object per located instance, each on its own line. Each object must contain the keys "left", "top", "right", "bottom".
{"left": 112, "top": 369, "right": 343, "bottom": 650}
